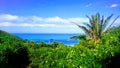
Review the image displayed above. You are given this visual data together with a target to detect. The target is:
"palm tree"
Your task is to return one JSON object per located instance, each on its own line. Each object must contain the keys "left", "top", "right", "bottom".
{"left": 71, "top": 13, "right": 119, "bottom": 42}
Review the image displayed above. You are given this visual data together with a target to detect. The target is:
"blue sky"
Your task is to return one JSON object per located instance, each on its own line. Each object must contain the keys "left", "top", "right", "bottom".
{"left": 0, "top": 0, "right": 120, "bottom": 33}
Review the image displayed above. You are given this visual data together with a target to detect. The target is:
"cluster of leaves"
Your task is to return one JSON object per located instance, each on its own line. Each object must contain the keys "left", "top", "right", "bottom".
{"left": 70, "top": 34, "right": 87, "bottom": 40}
{"left": 0, "top": 26, "right": 120, "bottom": 68}
{"left": 24, "top": 41, "right": 70, "bottom": 68}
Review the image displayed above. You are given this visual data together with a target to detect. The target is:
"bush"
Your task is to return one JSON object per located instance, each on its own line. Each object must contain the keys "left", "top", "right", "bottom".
{"left": 0, "top": 43, "right": 31, "bottom": 68}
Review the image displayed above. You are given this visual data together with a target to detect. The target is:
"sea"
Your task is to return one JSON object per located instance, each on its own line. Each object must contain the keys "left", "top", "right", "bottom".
{"left": 13, "top": 33, "right": 79, "bottom": 46}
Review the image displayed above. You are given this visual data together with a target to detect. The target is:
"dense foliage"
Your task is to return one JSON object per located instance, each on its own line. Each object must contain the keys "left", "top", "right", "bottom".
{"left": 0, "top": 26, "right": 120, "bottom": 68}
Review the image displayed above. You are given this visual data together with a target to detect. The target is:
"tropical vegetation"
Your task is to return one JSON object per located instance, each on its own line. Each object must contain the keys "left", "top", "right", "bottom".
{"left": 0, "top": 13, "right": 120, "bottom": 68}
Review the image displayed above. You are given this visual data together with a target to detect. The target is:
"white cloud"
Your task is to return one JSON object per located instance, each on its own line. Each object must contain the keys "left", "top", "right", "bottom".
{"left": 0, "top": 22, "right": 12, "bottom": 26}
{"left": 30, "top": 16, "right": 43, "bottom": 23}
{"left": 44, "top": 16, "right": 67, "bottom": 23}
{"left": 53, "top": 24, "right": 78, "bottom": 28}
{"left": 68, "top": 18, "right": 88, "bottom": 23}
{"left": 85, "top": 3, "right": 92, "bottom": 7}
{"left": 0, "top": 14, "right": 19, "bottom": 21}
{"left": 0, "top": 22, "right": 80, "bottom": 29}
{"left": 0, "top": 22, "right": 56, "bottom": 27}
{"left": 0, "top": 14, "right": 88, "bottom": 24}
{"left": 110, "top": 4, "right": 118, "bottom": 8}
{"left": 43, "top": 16, "right": 89, "bottom": 23}
{"left": 0, "top": 14, "right": 90, "bottom": 30}
{"left": 1, "top": 14, "right": 119, "bottom": 29}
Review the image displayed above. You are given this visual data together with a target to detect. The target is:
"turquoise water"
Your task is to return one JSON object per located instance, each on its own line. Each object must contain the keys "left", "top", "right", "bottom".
{"left": 14, "top": 33, "right": 79, "bottom": 45}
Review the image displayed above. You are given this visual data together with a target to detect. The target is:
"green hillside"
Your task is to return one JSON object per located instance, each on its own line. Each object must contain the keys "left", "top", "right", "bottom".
{"left": 0, "top": 30, "right": 30, "bottom": 68}
{"left": 0, "top": 30, "right": 24, "bottom": 44}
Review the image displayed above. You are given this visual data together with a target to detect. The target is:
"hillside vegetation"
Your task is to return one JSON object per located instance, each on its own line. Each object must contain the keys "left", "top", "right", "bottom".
{"left": 0, "top": 26, "right": 120, "bottom": 68}
{"left": 0, "top": 30, "right": 24, "bottom": 44}
{"left": 0, "top": 30, "right": 30, "bottom": 68}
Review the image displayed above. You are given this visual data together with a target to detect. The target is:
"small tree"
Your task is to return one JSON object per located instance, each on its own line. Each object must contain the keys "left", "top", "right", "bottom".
{"left": 72, "top": 13, "right": 119, "bottom": 42}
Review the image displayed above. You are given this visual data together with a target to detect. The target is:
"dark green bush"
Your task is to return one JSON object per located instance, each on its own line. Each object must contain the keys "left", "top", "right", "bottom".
{"left": 0, "top": 44, "right": 31, "bottom": 68}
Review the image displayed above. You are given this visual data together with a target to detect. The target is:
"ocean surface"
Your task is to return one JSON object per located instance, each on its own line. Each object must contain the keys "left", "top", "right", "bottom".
{"left": 14, "top": 33, "right": 79, "bottom": 45}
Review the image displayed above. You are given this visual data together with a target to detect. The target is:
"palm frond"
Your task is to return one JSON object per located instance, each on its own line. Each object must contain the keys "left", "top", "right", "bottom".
{"left": 105, "top": 15, "right": 120, "bottom": 33}
{"left": 102, "top": 14, "right": 113, "bottom": 32}
{"left": 71, "top": 22, "right": 90, "bottom": 35}
{"left": 99, "top": 15, "right": 104, "bottom": 36}
{"left": 86, "top": 15, "right": 93, "bottom": 26}
{"left": 83, "top": 22, "right": 92, "bottom": 29}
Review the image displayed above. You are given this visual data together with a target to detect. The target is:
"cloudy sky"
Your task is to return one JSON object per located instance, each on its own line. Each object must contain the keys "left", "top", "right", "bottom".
{"left": 0, "top": 0, "right": 120, "bottom": 33}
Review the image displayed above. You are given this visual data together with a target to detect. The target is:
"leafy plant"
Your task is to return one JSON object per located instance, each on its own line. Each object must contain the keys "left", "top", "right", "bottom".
{"left": 71, "top": 13, "right": 119, "bottom": 42}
